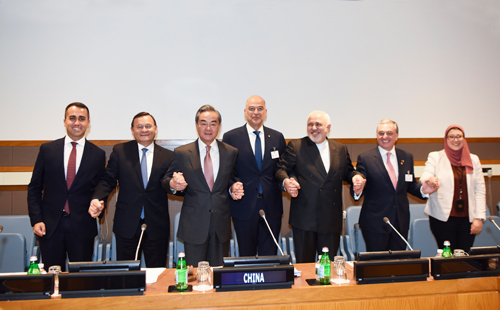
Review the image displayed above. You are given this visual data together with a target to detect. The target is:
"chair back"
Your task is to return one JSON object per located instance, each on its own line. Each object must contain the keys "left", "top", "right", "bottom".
{"left": 409, "top": 218, "right": 437, "bottom": 257}
{"left": 0, "top": 233, "right": 26, "bottom": 272}
{"left": 0, "top": 215, "right": 37, "bottom": 269}
{"left": 474, "top": 216, "right": 500, "bottom": 247}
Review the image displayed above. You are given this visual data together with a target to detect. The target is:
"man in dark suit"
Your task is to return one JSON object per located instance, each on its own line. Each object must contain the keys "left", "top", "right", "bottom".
{"left": 28, "top": 102, "right": 106, "bottom": 271}
{"left": 222, "top": 95, "right": 286, "bottom": 256}
{"left": 162, "top": 105, "right": 244, "bottom": 266}
{"left": 275, "top": 111, "right": 364, "bottom": 263}
{"left": 89, "top": 112, "right": 173, "bottom": 267}
{"left": 353, "top": 119, "right": 436, "bottom": 251}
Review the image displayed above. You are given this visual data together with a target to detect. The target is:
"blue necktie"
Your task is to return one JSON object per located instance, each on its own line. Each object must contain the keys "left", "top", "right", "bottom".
{"left": 254, "top": 131, "right": 263, "bottom": 194}
{"left": 140, "top": 148, "right": 148, "bottom": 219}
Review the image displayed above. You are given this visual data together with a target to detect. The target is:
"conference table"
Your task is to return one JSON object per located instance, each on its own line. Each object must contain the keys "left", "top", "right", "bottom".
{"left": 0, "top": 262, "right": 498, "bottom": 310}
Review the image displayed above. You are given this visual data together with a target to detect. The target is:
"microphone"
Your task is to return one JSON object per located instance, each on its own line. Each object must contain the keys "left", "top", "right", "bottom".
{"left": 489, "top": 217, "right": 500, "bottom": 231}
{"left": 259, "top": 210, "right": 285, "bottom": 255}
{"left": 135, "top": 224, "right": 147, "bottom": 261}
{"left": 383, "top": 217, "right": 414, "bottom": 251}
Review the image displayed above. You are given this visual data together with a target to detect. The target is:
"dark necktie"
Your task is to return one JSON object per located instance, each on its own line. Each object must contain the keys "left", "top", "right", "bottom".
{"left": 204, "top": 145, "right": 214, "bottom": 191}
{"left": 387, "top": 152, "right": 398, "bottom": 190}
{"left": 254, "top": 131, "right": 263, "bottom": 194}
{"left": 140, "top": 148, "right": 148, "bottom": 219}
{"left": 64, "top": 142, "right": 77, "bottom": 214}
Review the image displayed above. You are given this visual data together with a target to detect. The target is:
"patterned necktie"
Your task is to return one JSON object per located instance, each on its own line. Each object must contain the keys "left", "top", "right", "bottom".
{"left": 387, "top": 152, "right": 398, "bottom": 190}
{"left": 140, "top": 148, "right": 148, "bottom": 219}
{"left": 64, "top": 142, "right": 77, "bottom": 214}
{"left": 254, "top": 131, "right": 263, "bottom": 194}
{"left": 204, "top": 145, "right": 214, "bottom": 191}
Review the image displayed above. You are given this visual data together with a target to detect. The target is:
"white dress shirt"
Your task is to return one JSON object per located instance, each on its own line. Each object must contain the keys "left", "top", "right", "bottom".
{"left": 315, "top": 139, "right": 330, "bottom": 173}
{"left": 64, "top": 136, "right": 86, "bottom": 179}
{"left": 198, "top": 139, "right": 220, "bottom": 182}
{"left": 137, "top": 142, "right": 154, "bottom": 181}
{"left": 246, "top": 123, "right": 264, "bottom": 160}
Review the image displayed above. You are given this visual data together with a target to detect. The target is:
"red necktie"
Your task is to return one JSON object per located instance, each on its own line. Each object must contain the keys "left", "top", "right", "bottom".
{"left": 386, "top": 152, "right": 397, "bottom": 190}
{"left": 204, "top": 145, "right": 214, "bottom": 191}
{"left": 64, "top": 142, "right": 77, "bottom": 214}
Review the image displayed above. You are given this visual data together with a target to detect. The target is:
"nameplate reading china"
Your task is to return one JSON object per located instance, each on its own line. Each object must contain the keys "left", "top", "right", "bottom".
{"left": 213, "top": 265, "right": 294, "bottom": 291}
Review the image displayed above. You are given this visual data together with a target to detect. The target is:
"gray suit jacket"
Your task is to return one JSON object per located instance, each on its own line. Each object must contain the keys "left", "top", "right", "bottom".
{"left": 162, "top": 139, "right": 239, "bottom": 244}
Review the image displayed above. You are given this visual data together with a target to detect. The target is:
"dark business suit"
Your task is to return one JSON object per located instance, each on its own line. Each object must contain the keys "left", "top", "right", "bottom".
{"left": 28, "top": 137, "right": 106, "bottom": 270}
{"left": 275, "top": 137, "right": 358, "bottom": 262}
{"left": 222, "top": 125, "right": 286, "bottom": 256}
{"left": 92, "top": 140, "right": 173, "bottom": 267}
{"left": 354, "top": 147, "right": 424, "bottom": 251}
{"left": 162, "top": 139, "right": 238, "bottom": 266}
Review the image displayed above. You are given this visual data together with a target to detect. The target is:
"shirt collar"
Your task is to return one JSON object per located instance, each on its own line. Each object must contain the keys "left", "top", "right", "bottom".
{"left": 378, "top": 145, "right": 396, "bottom": 157}
{"left": 137, "top": 142, "right": 154, "bottom": 153}
{"left": 65, "top": 135, "right": 86, "bottom": 147}
{"left": 246, "top": 123, "right": 264, "bottom": 135}
{"left": 198, "top": 138, "right": 218, "bottom": 152}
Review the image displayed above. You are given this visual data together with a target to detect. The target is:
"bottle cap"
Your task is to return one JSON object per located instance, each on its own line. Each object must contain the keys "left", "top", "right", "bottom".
{"left": 322, "top": 247, "right": 329, "bottom": 252}
{"left": 444, "top": 241, "right": 451, "bottom": 246}
{"left": 178, "top": 252, "right": 185, "bottom": 258}
{"left": 29, "top": 255, "right": 37, "bottom": 262}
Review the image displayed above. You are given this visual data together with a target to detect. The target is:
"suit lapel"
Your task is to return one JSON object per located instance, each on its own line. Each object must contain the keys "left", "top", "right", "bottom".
{"left": 130, "top": 142, "right": 144, "bottom": 187}
{"left": 55, "top": 138, "right": 67, "bottom": 187}
{"left": 188, "top": 140, "right": 209, "bottom": 191}
{"left": 71, "top": 140, "right": 90, "bottom": 188}
{"left": 213, "top": 140, "right": 228, "bottom": 191}
{"left": 325, "top": 139, "right": 338, "bottom": 179}
{"left": 261, "top": 126, "right": 274, "bottom": 170}
{"left": 240, "top": 126, "right": 260, "bottom": 171}
{"left": 395, "top": 149, "right": 406, "bottom": 189}
{"left": 372, "top": 148, "right": 394, "bottom": 189}
{"left": 305, "top": 138, "right": 327, "bottom": 179}
{"left": 147, "top": 142, "right": 162, "bottom": 188}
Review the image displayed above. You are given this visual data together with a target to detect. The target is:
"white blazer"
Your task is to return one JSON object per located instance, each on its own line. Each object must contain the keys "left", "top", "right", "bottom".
{"left": 420, "top": 150, "right": 486, "bottom": 222}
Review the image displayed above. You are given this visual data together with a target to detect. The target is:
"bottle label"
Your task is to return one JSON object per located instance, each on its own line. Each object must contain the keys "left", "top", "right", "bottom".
{"left": 175, "top": 269, "right": 187, "bottom": 284}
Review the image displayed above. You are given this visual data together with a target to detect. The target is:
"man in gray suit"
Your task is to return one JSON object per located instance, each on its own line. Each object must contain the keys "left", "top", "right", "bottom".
{"left": 162, "top": 105, "right": 244, "bottom": 266}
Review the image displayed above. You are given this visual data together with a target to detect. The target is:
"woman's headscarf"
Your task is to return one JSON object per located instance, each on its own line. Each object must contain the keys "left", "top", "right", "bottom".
{"left": 444, "top": 124, "right": 473, "bottom": 174}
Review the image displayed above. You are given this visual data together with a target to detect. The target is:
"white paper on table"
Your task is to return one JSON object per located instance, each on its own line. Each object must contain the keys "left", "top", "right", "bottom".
{"left": 142, "top": 267, "right": 165, "bottom": 284}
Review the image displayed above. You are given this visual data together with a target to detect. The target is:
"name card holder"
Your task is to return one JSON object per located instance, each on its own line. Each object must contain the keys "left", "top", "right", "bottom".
{"left": 213, "top": 265, "right": 294, "bottom": 292}
{"left": 431, "top": 254, "right": 500, "bottom": 280}
{"left": 354, "top": 258, "right": 429, "bottom": 285}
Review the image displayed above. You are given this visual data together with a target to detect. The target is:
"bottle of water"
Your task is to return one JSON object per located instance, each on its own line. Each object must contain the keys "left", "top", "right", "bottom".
{"left": 315, "top": 254, "right": 321, "bottom": 281}
{"left": 175, "top": 252, "right": 188, "bottom": 291}
{"left": 27, "top": 255, "right": 40, "bottom": 275}
{"left": 435, "top": 249, "right": 443, "bottom": 258}
{"left": 319, "top": 247, "right": 331, "bottom": 285}
{"left": 442, "top": 241, "right": 453, "bottom": 258}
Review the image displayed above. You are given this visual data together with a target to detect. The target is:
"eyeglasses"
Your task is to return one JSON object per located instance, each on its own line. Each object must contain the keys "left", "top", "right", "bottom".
{"left": 378, "top": 131, "right": 394, "bottom": 137}
{"left": 135, "top": 124, "right": 154, "bottom": 130}
{"left": 247, "top": 106, "right": 265, "bottom": 112}
{"left": 447, "top": 135, "right": 463, "bottom": 140}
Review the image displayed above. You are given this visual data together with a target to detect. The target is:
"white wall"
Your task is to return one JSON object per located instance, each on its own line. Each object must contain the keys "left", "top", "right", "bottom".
{"left": 1, "top": 0, "right": 499, "bottom": 140}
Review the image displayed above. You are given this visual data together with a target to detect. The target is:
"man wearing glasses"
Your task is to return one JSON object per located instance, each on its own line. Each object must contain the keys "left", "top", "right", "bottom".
{"left": 223, "top": 95, "right": 286, "bottom": 256}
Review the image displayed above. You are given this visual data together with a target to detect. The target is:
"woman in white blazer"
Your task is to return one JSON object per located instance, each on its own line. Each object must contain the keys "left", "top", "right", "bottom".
{"left": 420, "top": 125, "right": 486, "bottom": 253}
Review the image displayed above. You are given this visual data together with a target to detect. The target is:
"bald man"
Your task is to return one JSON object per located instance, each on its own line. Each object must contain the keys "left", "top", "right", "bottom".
{"left": 223, "top": 95, "right": 286, "bottom": 256}
{"left": 275, "top": 111, "right": 364, "bottom": 262}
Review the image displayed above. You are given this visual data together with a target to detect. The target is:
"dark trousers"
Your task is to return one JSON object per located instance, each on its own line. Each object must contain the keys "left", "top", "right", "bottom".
{"left": 292, "top": 226, "right": 339, "bottom": 263}
{"left": 39, "top": 215, "right": 94, "bottom": 272}
{"left": 361, "top": 228, "right": 407, "bottom": 252}
{"left": 429, "top": 216, "right": 475, "bottom": 253}
{"left": 232, "top": 197, "right": 282, "bottom": 256}
{"left": 115, "top": 219, "right": 169, "bottom": 268}
{"left": 184, "top": 214, "right": 229, "bottom": 267}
